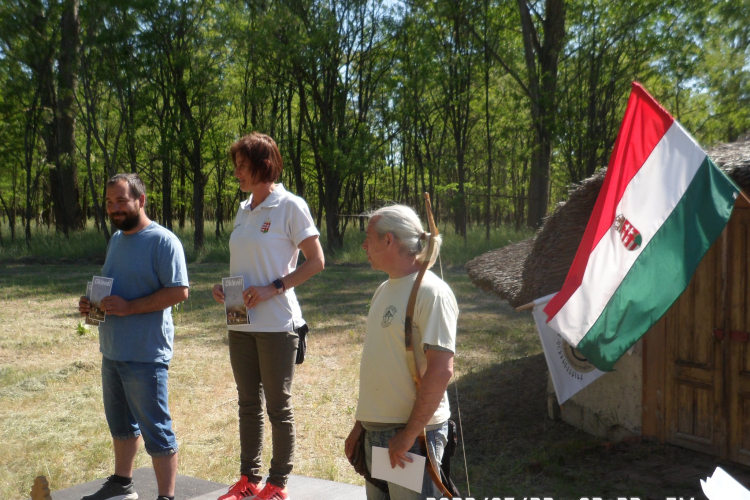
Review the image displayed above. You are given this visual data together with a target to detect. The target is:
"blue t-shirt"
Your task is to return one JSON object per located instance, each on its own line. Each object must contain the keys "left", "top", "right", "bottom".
{"left": 98, "top": 222, "right": 189, "bottom": 363}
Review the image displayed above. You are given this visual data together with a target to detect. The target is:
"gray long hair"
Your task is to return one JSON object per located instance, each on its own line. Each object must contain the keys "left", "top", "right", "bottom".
{"left": 368, "top": 204, "right": 442, "bottom": 269}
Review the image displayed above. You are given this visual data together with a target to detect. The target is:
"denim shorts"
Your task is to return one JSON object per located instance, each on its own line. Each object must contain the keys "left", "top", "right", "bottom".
{"left": 364, "top": 421, "right": 449, "bottom": 500}
{"left": 101, "top": 357, "right": 178, "bottom": 457}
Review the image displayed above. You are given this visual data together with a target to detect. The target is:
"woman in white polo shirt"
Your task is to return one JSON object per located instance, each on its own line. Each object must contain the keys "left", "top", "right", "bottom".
{"left": 212, "top": 132, "right": 324, "bottom": 500}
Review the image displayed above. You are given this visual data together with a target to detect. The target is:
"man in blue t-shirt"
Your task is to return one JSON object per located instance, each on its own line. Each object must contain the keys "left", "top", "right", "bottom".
{"left": 78, "top": 173, "right": 189, "bottom": 500}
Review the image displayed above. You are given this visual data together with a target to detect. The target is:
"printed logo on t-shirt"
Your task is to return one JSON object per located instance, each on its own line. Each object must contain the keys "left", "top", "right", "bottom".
{"left": 381, "top": 305, "right": 397, "bottom": 327}
{"left": 260, "top": 218, "right": 271, "bottom": 233}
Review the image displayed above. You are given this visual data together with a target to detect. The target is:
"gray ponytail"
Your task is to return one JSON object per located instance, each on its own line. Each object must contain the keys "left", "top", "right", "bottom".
{"left": 368, "top": 205, "right": 442, "bottom": 269}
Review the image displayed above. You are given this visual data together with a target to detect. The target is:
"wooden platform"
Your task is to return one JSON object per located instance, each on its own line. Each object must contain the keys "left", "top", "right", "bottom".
{"left": 40, "top": 467, "right": 366, "bottom": 500}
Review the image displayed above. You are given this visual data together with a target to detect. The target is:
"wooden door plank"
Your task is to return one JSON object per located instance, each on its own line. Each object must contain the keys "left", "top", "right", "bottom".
{"left": 728, "top": 209, "right": 750, "bottom": 463}
{"left": 642, "top": 318, "right": 666, "bottom": 441}
{"left": 665, "top": 234, "right": 725, "bottom": 456}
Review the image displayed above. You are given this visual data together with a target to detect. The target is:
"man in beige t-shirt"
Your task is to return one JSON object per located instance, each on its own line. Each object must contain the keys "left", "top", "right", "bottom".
{"left": 344, "top": 205, "right": 458, "bottom": 500}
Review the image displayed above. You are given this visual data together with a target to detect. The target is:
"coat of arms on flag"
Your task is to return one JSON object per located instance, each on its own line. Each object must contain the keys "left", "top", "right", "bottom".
{"left": 543, "top": 82, "right": 740, "bottom": 372}
{"left": 614, "top": 214, "right": 641, "bottom": 250}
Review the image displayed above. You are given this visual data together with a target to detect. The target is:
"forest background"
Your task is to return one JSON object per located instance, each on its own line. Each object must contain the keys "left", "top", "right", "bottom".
{"left": 0, "top": 0, "right": 748, "bottom": 252}
{"left": 2, "top": 2, "right": 750, "bottom": 498}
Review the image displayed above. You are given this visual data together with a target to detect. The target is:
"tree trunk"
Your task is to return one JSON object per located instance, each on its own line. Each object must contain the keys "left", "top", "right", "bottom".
{"left": 455, "top": 146, "right": 467, "bottom": 238}
{"left": 518, "top": 0, "right": 566, "bottom": 228}
{"left": 25, "top": 159, "right": 33, "bottom": 247}
{"left": 85, "top": 121, "right": 110, "bottom": 243}
{"left": 8, "top": 207, "right": 15, "bottom": 241}
{"left": 179, "top": 159, "right": 186, "bottom": 229}
{"left": 0, "top": 193, "right": 16, "bottom": 242}
{"left": 445, "top": 4, "right": 473, "bottom": 240}
{"left": 323, "top": 170, "right": 342, "bottom": 250}
{"left": 41, "top": 66, "right": 61, "bottom": 232}
{"left": 161, "top": 128, "right": 173, "bottom": 231}
{"left": 484, "top": 0, "right": 493, "bottom": 240}
{"left": 56, "top": 0, "right": 83, "bottom": 233}
{"left": 126, "top": 85, "right": 138, "bottom": 174}
{"left": 214, "top": 148, "right": 224, "bottom": 238}
{"left": 191, "top": 141, "right": 205, "bottom": 250}
{"left": 286, "top": 85, "right": 305, "bottom": 198}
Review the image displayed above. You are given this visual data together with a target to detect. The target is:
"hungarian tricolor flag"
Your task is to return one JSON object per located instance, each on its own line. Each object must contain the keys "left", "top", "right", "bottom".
{"left": 543, "top": 82, "right": 740, "bottom": 372}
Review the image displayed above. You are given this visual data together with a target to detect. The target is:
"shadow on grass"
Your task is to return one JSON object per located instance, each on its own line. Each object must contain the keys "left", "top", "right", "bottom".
{"left": 448, "top": 354, "right": 750, "bottom": 500}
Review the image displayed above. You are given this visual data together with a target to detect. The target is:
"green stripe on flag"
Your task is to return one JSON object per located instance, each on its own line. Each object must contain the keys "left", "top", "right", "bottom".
{"left": 577, "top": 157, "right": 738, "bottom": 371}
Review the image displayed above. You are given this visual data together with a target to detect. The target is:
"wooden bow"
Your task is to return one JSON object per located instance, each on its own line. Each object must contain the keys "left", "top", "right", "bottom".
{"left": 404, "top": 192, "right": 454, "bottom": 498}
{"left": 404, "top": 193, "right": 438, "bottom": 382}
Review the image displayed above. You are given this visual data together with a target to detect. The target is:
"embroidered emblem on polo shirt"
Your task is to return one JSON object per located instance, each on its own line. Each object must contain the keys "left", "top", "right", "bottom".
{"left": 261, "top": 218, "right": 271, "bottom": 233}
{"left": 382, "top": 305, "right": 397, "bottom": 327}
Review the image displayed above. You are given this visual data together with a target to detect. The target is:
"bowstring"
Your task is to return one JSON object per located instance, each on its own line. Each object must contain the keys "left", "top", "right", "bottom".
{"left": 436, "top": 248, "right": 471, "bottom": 497}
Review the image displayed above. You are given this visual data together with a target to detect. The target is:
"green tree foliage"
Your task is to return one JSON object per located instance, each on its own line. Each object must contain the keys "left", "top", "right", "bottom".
{"left": 1, "top": 0, "right": 748, "bottom": 252}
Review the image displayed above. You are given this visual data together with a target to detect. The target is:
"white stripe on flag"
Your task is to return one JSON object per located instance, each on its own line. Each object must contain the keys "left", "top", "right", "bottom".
{"left": 547, "top": 122, "right": 707, "bottom": 345}
{"left": 533, "top": 294, "right": 606, "bottom": 405}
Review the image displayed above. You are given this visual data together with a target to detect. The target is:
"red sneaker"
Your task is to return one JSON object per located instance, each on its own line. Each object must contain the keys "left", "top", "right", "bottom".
{"left": 217, "top": 475, "right": 262, "bottom": 500}
{"left": 254, "top": 482, "right": 289, "bottom": 500}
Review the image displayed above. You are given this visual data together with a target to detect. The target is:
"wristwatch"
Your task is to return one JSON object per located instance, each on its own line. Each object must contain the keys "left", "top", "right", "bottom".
{"left": 273, "top": 279, "right": 285, "bottom": 294}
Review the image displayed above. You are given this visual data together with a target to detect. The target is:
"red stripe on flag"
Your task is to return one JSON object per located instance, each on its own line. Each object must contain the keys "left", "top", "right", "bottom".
{"left": 544, "top": 82, "right": 674, "bottom": 322}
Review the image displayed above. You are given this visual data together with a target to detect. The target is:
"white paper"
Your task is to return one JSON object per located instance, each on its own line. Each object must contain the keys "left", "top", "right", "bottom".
{"left": 701, "top": 466, "right": 750, "bottom": 500}
{"left": 370, "top": 445, "right": 425, "bottom": 493}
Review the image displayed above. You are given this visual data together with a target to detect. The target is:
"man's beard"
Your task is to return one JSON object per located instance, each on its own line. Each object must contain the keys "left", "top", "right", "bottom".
{"left": 110, "top": 210, "right": 142, "bottom": 231}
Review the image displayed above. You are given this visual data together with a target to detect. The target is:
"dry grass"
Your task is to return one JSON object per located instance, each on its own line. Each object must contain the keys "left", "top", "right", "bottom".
{"left": 4, "top": 259, "right": 736, "bottom": 500}
{"left": 1, "top": 260, "right": 539, "bottom": 500}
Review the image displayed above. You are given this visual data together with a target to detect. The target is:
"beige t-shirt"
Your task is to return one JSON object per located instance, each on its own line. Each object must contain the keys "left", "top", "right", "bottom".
{"left": 355, "top": 270, "right": 458, "bottom": 426}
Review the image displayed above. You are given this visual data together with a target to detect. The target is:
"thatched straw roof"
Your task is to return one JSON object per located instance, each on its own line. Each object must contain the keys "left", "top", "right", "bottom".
{"left": 715, "top": 132, "right": 750, "bottom": 189}
{"left": 467, "top": 133, "right": 750, "bottom": 307}
{"left": 465, "top": 237, "right": 536, "bottom": 303}
{"left": 711, "top": 131, "right": 750, "bottom": 170}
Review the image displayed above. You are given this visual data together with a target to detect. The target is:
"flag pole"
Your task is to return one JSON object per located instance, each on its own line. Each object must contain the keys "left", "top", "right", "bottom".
{"left": 516, "top": 301, "right": 534, "bottom": 312}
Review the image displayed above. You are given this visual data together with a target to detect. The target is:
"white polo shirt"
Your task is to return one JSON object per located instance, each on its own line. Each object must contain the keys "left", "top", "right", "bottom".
{"left": 228, "top": 184, "right": 320, "bottom": 332}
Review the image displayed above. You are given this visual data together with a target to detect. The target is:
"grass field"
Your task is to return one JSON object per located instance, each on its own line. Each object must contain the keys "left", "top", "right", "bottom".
{"left": 0, "top": 223, "right": 542, "bottom": 499}
{"left": 2, "top": 222, "right": 734, "bottom": 500}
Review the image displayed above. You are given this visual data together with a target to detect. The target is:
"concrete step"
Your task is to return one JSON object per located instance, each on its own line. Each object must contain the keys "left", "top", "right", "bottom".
{"left": 38, "top": 468, "right": 366, "bottom": 500}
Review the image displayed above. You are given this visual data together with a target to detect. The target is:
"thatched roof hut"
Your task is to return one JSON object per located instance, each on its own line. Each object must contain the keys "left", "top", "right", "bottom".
{"left": 466, "top": 134, "right": 750, "bottom": 306}
{"left": 467, "top": 133, "right": 750, "bottom": 449}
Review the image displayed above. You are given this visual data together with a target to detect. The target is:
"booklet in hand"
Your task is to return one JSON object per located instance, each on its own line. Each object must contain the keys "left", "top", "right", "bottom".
{"left": 85, "top": 282, "right": 100, "bottom": 326}
{"left": 89, "top": 276, "right": 113, "bottom": 323}
{"left": 223, "top": 276, "right": 249, "bottom": 326}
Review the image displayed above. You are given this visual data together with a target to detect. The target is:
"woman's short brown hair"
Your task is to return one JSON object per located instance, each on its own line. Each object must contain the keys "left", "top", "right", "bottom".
{"left": 229, "top": 132, "right": 283, "bottom": 183}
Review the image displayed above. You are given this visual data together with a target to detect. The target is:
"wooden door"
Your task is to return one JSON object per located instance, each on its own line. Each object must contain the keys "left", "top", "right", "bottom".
{"left": 644, "top": 202, "right": 750, "bottom": 462}
{"left": 728, "top": 207, "right": 750, "bottom": 464}
{"left": 663, "top": 235, "right": 726, "bottom": 457}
